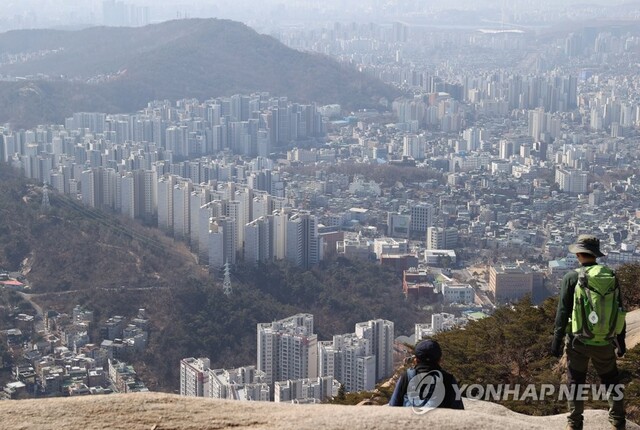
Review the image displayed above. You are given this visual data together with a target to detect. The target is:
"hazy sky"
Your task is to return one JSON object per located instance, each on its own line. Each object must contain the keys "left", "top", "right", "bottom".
{"left": 0, "top": 0, "right": 636, "bottom": 29}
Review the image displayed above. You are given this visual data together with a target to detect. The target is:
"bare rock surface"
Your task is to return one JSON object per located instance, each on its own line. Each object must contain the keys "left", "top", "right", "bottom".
{"left": 626, "top": 309, "right": 640, "bottom": 350}
{"left": 2, "top": 393, "right": 638, "bottom": 430}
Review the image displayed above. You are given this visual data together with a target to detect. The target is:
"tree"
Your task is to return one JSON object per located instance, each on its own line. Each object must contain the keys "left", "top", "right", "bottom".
{"left": 615, "top": 263, "right": 640, "bottom": 311}
{"left": 337, "top": 384, "right": 346, "bottom": 402}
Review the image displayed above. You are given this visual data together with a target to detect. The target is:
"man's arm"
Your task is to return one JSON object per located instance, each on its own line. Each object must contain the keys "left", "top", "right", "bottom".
{"left": 388, "top": 372, "right": 407, "bottom": 406}
{"left": 615, "top": 274, "right": 626, "bottom": 357}
{"left": 552, "top": 272, "right": 576, "bottom": 357}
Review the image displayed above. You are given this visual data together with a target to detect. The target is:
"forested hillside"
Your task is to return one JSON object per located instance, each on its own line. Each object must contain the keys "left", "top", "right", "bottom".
{"left": 0, "top": 164, "right": 419, "bottom": 390}
{"left": 0, "top": 19, "right": 400, "bottom": 127}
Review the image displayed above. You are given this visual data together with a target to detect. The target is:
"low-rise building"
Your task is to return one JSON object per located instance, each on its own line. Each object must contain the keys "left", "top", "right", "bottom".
{"left": 489, "top": 263, "right": 543, "bottom": 302}
{"left": 441, "top": 283, "right": 475, "bottom": 304}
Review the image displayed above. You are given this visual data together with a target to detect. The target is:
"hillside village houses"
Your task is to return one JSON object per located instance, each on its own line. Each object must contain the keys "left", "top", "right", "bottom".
{"left": 2, "top": 305, "right": 149, "bottom": 399}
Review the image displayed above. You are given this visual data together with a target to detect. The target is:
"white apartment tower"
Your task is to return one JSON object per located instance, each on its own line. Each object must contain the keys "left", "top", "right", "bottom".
{"left": 142, "top": 169, "right": 158, "bottom": 221}
{"left": 354, "top": 319, "right": 394, "bottom": 381}
{"left": 180, "top": 357, "right": 210, "bottom": 397}
{"left": 318, "top": 333, "right": 376, "bottom": 393}
{"left": 209, "top": 216, "right": 236, "bottom": 268}
{"left": 272, "top": 209, "right": 290, "bottom": 260}
{"left": 190, "top": 188, "right": 209, "bottom": 248}
{"left": 251, "top": 191, "right": 272, "bottom": 220}
{"left": 286, "top": 211, "right": 320, "bottom": 269}
{"left": 157, "top": 175, "right": 176, "bottom": 233}
{"left": 402, "top": 135, "right": 426, "bottom": 160}
{"left": 244, "top": 217, "right": 271, "bottom": 264}
{"left": 208, "top": 220, "right": 225, "bottom": 269}
{"left": 81, "top": 169, "right": 96, "bottom": 208}
{"left": 257, "top": 314, "right": 318, "bottom": 390}
{"left": 101, "top": 167, "right": 118, "bottom": 210}
{"left": 226, "top": 200, "right": 243, "bottom": 254}
{"left": 172, "top": 180, "right": 192, "bottom": 240}
{"left": 121, "top": 172, "right": 136, "bottom": 219}
{"left": 198, "top": 201, "right": 223, "bottom": 261}
{"left": 555, "top": 168, "right": 588, "bottom": 194}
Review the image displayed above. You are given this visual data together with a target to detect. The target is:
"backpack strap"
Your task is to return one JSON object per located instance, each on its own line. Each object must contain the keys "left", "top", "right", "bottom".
{"left": 578, "top": 267, "right": 597, "bottom": 311}
{"left": 574, "top": 267, "right": 595, "bottom": 340}
{"left": 606, "top": 269, "right": 621, "bottom": 339}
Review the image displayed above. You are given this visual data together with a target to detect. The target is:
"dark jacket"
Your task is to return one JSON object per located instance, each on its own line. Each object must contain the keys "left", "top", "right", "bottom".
{"left": 388, "top": 362, "right": 464, "bottom": 409}
{"left": 553, "top": 262, "right": 626, "bottom": 346}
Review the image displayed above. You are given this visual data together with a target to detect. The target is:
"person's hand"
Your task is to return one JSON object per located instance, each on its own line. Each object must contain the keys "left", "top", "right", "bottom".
{"left": 616, "top": 339, "right": 626, "bottom": 358}
{"left": 551, "top": 336, "right": 563, "bottom": 358}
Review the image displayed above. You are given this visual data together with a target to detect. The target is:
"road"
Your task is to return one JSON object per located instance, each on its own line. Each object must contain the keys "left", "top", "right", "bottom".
{"left": 17, "top": 291, "right": 44, "bottom": 332}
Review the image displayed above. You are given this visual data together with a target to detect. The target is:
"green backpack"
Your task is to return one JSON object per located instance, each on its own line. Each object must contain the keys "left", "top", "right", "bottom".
{"left": 570, "top": 265, "right": 626, "bottom": 346}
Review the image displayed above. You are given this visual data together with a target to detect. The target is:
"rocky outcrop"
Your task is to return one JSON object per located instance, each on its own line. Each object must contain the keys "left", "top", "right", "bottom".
{"left": 626, "top": 309, "right": 640, "bottom": 350}
{"left": 3, "top": 393, "right": 638, "bottom": 430}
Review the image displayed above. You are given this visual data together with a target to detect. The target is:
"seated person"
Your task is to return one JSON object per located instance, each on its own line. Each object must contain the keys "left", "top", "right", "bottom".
{"left": 388, "top": 339, "right": 464, "bottom": 409}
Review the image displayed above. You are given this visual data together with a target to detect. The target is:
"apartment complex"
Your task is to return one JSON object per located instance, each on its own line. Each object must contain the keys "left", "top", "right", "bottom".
{"left": 257, "top": 314, "right": 318, "bottom": 388}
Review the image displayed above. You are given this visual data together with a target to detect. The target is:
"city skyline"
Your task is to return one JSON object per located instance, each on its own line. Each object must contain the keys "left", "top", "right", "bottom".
{"left": 0, "top": 1, "right": 639, "bottom": 424}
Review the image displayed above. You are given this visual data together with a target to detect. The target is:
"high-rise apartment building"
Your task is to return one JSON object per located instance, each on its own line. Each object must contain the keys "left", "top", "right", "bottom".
{"left": 81, "top": 169, "right": 96, "bottom": 208}
{"left": 272, "top": 209, "right": 289, "bottom": 260}
{"left": 208, "top": 216, "right": 236, "bottom": 268}
{"left": 197, "top": 201, "right": 220, "bottom": 261}
{"left": 180, "top": 357, "right": 210, "bottom": 397}
{"left": 172, "top": 180, "right": 192, "bottom": 240}
{"left": 244, "top": 217, "right": 271, "bottom": 264}
{"left": 318, "top": 333, "right": 376, "bottom": 393}
{"left": 286, "top": 211, "right": 321, "bottom": 269}
{"left": 354, "top": 319, "right": 394, "bottom": 382}
{"left": 462, "top": 126, "right": 484, "bottom": 151}
{"left": 189, "top": 188, "right": 209, "bottom": 248}
{"left": 141, "top": 169, "right": 158, "bottom": 222}
{"left": 157, "top": 175, "right": 176, "bottom": 233}
{"left": 555, "top": 168, "right": 588, "bottom": 194}
{"left": 120, "top": 172, "right": 136, "bottom": 219}
{"left": 402, "top": 135, "right": 426, "bottom": 160}
{"left": 257, "top": 314, "right": 318, "bottom": 390}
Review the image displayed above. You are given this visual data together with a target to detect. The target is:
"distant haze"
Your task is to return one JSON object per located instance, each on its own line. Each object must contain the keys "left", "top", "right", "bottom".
{"left": 0, "top": 0, "right": 636, "bottom": 32}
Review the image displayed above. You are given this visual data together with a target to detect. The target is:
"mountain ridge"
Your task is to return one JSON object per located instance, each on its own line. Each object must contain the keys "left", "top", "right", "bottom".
{"left": 0, "top": 19, "right": 400, "bottom": 128}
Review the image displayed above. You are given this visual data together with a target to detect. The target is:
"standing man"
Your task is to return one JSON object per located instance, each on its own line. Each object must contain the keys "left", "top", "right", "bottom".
{"left": 552, "top": 234, "right": 627, "bottom": 430}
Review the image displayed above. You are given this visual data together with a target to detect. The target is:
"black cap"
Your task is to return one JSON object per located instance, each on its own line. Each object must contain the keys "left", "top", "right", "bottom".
{"left": 415, "top": 339, "right": 442, "bottom": 363}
